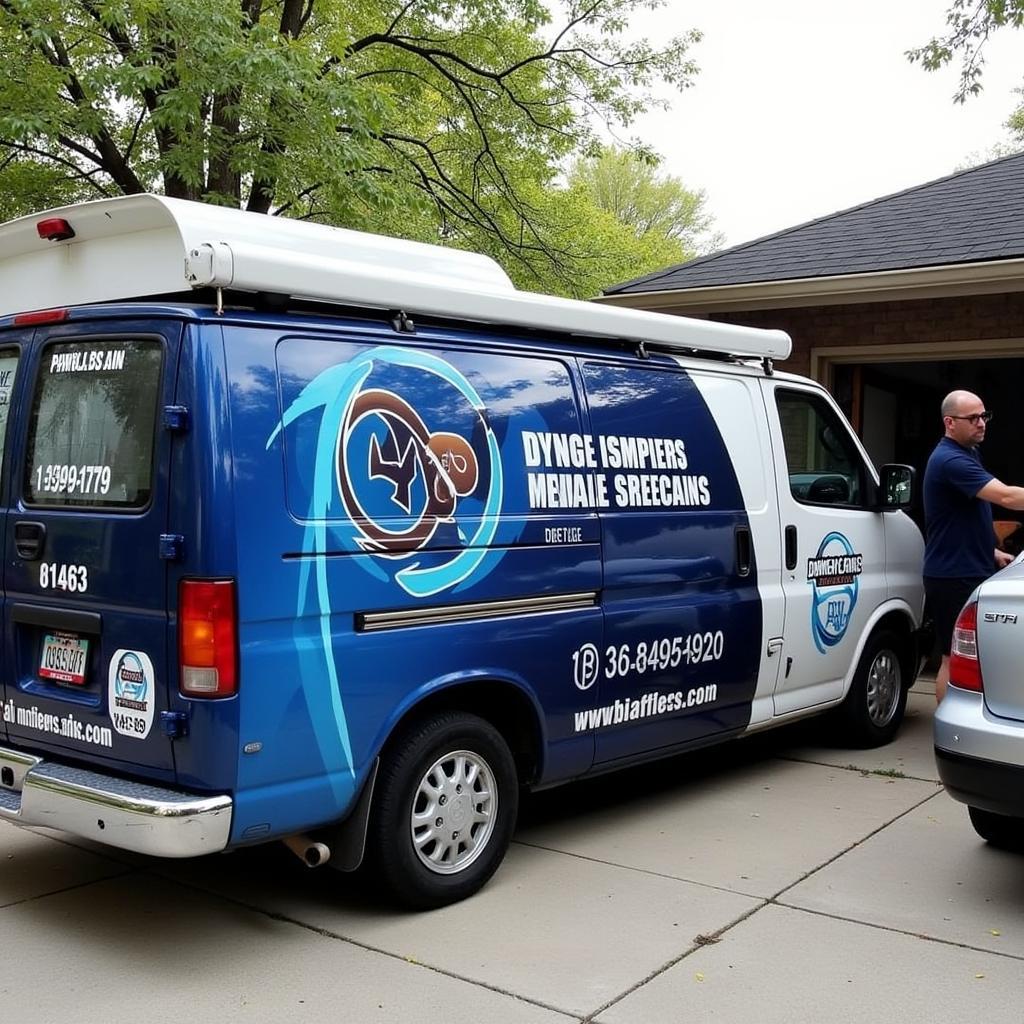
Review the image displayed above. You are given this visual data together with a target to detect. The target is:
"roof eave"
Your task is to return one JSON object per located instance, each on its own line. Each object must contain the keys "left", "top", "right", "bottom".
{"left": 596, "top": 258, "right": 1024, "bottom": 314}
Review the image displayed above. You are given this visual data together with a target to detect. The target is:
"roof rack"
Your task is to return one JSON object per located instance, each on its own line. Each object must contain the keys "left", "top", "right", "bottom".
{"left": 0, "top": 195, "right": 791, "bottom": 361}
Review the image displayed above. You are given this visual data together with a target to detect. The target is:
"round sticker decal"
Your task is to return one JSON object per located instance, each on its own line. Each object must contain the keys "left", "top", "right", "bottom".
{"left": 806, "top": 532, "right": 863, "bottom": 653}
{"left": 108, "top": 649, "right": 156, "bottom": 739}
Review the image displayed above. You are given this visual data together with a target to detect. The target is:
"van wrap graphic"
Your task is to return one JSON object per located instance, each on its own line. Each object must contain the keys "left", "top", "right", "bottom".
{"left": 807, "top": 531, "right": 863, "bottom": 653}
{"left": 267, "top": 346, "right": 513, "bottom": 779}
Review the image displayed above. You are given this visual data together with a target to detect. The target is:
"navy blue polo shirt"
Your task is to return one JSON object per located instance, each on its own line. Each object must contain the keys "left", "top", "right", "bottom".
{"left": 923, "top": 436, "right": 995, "bottom": 577}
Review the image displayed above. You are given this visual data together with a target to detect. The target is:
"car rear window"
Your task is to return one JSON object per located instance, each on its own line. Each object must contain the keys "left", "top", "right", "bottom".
{"left": 24, "top": 339, "right": 163, "bottom": 509}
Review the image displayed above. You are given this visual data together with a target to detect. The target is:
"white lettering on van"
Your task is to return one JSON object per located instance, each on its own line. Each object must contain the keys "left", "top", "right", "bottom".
{"left": 521, "top": 431, "right": 597, "bottom": 469}
{"left": 4, "top": 698, "right": 113, "bottom": 748}
{"left": 528, "top": 472, "right": 609, "bottom": 509}
{"left": 544, "top": 526, "right": 583, "bottom": 544}
{"left": 49, "top": 349, "right": 126, "bottom": 373}
{"left": 523, "top": 430, "right": 712, "bottom": 510}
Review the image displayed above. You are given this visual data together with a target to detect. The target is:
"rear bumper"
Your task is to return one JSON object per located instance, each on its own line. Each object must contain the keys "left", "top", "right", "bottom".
{"left": 0, "top": 745, "right": 232, "bottom": 857}
{"left": 935, "top": 684, "right": 1024, "bottom": 817}
{"left": 935, "top": 748, "right": 1024, "bottom": 817}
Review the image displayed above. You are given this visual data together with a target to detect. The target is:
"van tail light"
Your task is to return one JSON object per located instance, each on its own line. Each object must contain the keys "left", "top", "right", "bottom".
{"left": 949, "top": 600, "right": 983, "bottom": 692}
{"left": 179, "top": 580, "right": 238, "bottom": 698}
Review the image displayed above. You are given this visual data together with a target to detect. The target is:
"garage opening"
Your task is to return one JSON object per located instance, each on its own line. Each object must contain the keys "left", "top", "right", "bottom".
{"left": 831, "top": 355, "right": 1024, "bottom": 536}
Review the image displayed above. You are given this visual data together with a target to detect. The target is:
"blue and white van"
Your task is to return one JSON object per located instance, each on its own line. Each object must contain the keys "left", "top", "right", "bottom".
{"left": 0, "top": 196, "right": 924, "bottom": 907}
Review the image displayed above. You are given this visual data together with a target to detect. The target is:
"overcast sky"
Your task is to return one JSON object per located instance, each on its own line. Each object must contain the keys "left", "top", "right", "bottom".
{"left": 629, "top": 0, "right": 1023, "bottom": 248}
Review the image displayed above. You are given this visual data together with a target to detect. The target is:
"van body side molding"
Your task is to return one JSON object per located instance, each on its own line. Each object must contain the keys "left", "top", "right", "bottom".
{"left": 357, "top": 591, "right": 599, "bottom": 632}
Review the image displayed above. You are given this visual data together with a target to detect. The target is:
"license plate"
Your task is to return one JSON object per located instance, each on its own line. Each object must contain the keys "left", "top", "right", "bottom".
{"left": 39, "top": 631, "right": 89, "bottom": 686}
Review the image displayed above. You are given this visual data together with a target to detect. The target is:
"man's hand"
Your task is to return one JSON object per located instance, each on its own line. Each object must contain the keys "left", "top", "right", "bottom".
{"left": 995, "top": 548, "right": 1014, "bottom": 569}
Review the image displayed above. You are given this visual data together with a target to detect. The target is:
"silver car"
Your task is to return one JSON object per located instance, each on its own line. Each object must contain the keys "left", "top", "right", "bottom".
{"left": 935, "top": 558, "right": 1024, "bottom": 849}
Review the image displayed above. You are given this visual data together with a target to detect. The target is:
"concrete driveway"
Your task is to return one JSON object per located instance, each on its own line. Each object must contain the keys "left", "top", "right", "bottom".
{"left": 2, "top": 678, "right": 1022, "bottom": 1023}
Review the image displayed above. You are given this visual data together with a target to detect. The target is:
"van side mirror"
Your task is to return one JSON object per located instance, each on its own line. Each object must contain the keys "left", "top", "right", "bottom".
{"left": 878, "top": 464, "right": 915, "bottom": 510}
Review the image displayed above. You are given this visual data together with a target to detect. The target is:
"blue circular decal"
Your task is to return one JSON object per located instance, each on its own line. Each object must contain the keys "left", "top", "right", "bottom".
{"left": 807, "top": 531, "right": 863, "bottom": 653}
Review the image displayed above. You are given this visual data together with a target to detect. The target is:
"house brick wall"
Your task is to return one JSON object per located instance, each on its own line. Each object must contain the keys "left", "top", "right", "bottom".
{"left": 708, "top": 292, "right": 1024, "bottom": 378}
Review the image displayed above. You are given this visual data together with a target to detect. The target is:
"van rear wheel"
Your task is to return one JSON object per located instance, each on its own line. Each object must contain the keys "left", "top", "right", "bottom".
{"left": 835, "top": 629, "right": 908, "bottom": 748}
{"left": 367, "top": 711, "right": 518, "bottom": 909}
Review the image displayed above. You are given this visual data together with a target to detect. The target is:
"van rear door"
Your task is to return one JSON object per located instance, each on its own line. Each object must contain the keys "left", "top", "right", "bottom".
{"left": 0, "top": 335, "right": 26, "bottom": 742}
{"left": 3, "top": 319, "right": 180, "bottom": 776}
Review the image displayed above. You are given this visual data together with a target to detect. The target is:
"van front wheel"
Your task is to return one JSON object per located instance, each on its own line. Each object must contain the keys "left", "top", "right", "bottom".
{"left": 835, "top": 629, "right": 908, "bottom": 748}
{"left": 368, "top": 711, "right": 518, "bottom": 909}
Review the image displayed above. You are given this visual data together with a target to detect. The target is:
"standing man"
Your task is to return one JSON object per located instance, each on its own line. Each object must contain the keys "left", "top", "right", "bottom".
{"left": 924, "top": 390, "right": 1024, "bottom": 703}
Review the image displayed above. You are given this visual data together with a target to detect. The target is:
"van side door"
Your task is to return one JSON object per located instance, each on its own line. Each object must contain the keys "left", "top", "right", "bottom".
{"left": 581, "top": 358, "right": 765, "bottom": 766}
{"left": 760, "top": 382, "right": 886, "bottom": 716}
{"left": 3, "top": 319, "right": 180, "bottom": 774}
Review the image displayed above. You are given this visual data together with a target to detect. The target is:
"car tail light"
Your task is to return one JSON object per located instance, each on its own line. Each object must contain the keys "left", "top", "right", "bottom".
{"left": 949, "top": 600, "right": 983, "bottom": 692}
{"left": 179, "top": 579, "right": 238, "bottom": 698}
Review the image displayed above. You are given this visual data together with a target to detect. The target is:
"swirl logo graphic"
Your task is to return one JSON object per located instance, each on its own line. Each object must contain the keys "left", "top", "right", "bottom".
{"left": 337, "top": 388, "right": 482, "bottom": 555}
{"left": 806, "top": 532, "right": 863, "bottom": 653}
{"left": 272, "top": 346, "right": 505, "bottom": 599}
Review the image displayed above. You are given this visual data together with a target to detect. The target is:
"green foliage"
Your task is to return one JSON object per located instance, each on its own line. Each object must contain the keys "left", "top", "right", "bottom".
{"left": 1005, "top": 85, "right": 1024, "bottom": 144}
{"left": 0, "top": 0, "right": 703, "bottom": 295}
{"left": 568, "top": 146, "right": 722, "bottom": 252}
{"left": 907, "top": 0, "right": 1024, "bottom": 102}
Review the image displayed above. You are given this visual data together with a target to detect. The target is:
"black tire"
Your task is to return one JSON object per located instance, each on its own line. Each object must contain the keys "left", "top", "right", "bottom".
{"left": 366, "top": 711, "right": 518, "bottom": 909}
{"left": 835, "top": 629, "right": 909, "bottom": 748}
{"left": 968, "top": 806, "right": 1024, "bottom": 851}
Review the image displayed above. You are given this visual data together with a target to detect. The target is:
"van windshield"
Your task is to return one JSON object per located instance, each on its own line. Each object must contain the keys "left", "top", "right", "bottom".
{"left": 24, "top": 339, "right": 163, "bottom": 509}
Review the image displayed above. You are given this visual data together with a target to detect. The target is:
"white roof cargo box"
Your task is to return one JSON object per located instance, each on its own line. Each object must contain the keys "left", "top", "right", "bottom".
{"left": 0, "top": 194, "right": 791, "bottom": 361}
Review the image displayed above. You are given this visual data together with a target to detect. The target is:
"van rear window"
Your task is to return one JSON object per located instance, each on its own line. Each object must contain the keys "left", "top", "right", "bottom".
{"left": 24, "top": 339, "right": 163, "bottom": 509}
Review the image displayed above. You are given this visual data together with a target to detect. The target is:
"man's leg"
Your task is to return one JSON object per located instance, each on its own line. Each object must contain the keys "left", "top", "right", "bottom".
{"left": 936, "top": 654, "right": 950, "bottom": 705}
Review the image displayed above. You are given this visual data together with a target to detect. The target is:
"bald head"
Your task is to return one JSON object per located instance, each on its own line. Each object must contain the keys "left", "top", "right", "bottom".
{"left": 941, "top": 389, "right": 990, "bottom": 445}
{"left": 941, "top": 390, "right": 982, "bottom": 418}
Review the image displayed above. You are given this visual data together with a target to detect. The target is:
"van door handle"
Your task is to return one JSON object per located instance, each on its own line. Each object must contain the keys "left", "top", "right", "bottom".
{"left": 735, "top": 526, "right": 752, "bottom": 577}
{"left": 14, "top": 521, "right": 46, "bottom": 561}
{"left": 784, "top": 525, "right": 798, "bottom": 571}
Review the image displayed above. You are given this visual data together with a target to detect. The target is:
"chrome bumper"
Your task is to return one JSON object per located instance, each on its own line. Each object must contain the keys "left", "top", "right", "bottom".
{"left": 0, "top": 746, "right": 232, "bottom": 857}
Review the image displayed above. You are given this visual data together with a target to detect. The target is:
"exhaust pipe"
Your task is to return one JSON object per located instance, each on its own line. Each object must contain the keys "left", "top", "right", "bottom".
{"left": 283, "top": 834, "right": 331, "bottom": 868}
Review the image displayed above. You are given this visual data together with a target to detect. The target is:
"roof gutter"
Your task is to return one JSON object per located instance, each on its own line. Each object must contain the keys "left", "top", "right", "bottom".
{"left": 595, "top": 258, "right": 1024, "bottom": 314}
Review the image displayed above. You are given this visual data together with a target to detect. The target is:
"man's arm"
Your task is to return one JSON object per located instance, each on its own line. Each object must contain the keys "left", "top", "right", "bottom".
{"left": 977, "top": 479, "right": 1024, "bottom": 510}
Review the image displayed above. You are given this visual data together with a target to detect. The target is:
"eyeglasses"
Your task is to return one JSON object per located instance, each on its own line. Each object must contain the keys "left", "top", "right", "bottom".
{"left": 948, "top": 411, "right": 993, "bottom": 424}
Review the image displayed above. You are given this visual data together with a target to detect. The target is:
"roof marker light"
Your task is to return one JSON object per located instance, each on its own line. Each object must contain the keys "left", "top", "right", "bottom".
{"left": 36, "top": 217, "right": 75, "bottom": 242}
{"left": 13, "top": 308, "right": 69, "bottom": 326}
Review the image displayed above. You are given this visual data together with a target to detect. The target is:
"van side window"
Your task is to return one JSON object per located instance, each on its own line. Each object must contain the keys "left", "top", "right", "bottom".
{"left": 24, "top": 339, "right": 163, "bottom": 509}
{"left": 0, "top": 349, "right": 18, "bottom": 480}
{"left": 775, "top": 389, "right": 866, "bottom": 506}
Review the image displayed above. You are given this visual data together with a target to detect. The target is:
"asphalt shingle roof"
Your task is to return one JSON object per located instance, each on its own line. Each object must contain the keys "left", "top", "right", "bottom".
{"left": 605, "top": 150, "right": 1024, "bottom": 295}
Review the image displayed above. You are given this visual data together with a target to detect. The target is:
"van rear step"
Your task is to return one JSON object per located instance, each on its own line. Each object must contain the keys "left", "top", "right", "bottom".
{"left": 0, "top": 746, "right": 231, "bottom": 857}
